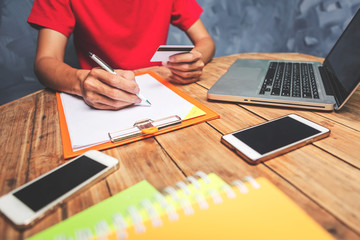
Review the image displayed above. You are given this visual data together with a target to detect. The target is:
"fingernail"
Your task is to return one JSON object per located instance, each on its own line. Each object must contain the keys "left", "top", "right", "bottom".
{"left": 134, "top": 87, "right": 140, "bottom": 94}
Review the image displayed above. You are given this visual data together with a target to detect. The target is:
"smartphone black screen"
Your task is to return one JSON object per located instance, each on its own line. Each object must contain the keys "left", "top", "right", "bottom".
{"left": 233, "top": 117, "right": 321, "bottom": 155}
{"left": 13, "top": 156, "right": 106, "bottom": 212}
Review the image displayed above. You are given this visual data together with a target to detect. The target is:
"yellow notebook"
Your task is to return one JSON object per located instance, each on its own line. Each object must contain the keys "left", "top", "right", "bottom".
{"left": 123, "top": 177, "right": 334, "bottom": 240}
{"left": 27, "top": 172, "right": 334, "bottom": 240}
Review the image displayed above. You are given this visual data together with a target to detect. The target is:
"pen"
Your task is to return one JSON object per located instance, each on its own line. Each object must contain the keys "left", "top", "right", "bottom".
{"left": 88, "top": 52, "right": 151, "bottom": 106}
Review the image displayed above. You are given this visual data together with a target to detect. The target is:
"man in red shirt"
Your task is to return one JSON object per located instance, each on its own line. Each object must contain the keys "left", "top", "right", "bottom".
{"left": 28, "top": 0, "right": 215, "bottom": 110}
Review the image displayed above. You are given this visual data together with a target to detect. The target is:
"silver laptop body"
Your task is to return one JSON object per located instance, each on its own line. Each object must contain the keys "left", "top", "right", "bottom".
{"left": 208, "top": 9, "right": 360, "bottom": 111}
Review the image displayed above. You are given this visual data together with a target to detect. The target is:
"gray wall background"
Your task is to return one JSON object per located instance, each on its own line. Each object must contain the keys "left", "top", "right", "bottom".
{"left": 1, "top": 0, "right": 360, "bottom": 105}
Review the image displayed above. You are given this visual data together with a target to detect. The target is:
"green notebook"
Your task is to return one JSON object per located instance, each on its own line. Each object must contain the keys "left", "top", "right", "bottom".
{"left": 26, "top": 180, "right": 159, "bottom": 240}
{"left": 27, "top": 173, "right": 227, "bottom": 240}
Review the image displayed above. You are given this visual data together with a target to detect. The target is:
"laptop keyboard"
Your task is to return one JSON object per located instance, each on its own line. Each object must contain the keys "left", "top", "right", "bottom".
{"left": 259, "top": 62, "right": 319, "bottom": 99}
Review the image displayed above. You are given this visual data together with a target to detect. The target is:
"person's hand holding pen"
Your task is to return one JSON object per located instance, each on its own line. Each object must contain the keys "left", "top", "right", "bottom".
{"left": 82, "top": 52, "right": 151, "bottom": 110}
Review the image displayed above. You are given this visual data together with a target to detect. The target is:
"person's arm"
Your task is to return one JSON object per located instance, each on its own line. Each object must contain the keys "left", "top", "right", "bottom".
{"left": 163, "top": 19, "right": 215, "bottom": 84}
{"left": 34, "top": 28, "right": 141, "bottom": 110}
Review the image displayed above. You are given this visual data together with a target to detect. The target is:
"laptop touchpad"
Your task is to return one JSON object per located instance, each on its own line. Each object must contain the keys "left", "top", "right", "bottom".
{"left": 227, "top": 67, "right": 263, "bottom": 89}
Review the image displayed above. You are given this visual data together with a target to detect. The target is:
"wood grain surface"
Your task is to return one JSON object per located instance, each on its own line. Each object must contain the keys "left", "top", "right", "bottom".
{"left": 0, "top": 53, "right": 359, "bottom": 240}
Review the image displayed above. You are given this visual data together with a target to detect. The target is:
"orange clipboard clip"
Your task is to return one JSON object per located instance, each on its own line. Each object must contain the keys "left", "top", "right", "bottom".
{"left": 108, "top": 115, "right": 182, "bottom": 142}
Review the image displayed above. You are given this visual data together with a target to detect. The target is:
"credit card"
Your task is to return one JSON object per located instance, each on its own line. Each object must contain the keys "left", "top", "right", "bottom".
{"left": 150, "top": 45, "right": 194, "bottom": 62}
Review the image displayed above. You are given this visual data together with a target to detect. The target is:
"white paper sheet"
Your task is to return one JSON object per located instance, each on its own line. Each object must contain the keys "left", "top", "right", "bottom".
{"left": 60, "top": 73, "right": 195, "bottom": 150}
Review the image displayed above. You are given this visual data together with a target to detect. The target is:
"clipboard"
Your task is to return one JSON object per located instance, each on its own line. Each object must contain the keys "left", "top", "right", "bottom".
{"left": 57, "top": 71, "right": 219, "bottom": 159}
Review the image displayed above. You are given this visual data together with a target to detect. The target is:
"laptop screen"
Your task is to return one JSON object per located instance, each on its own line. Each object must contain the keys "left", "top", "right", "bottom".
{"left": 323, "top": 9, "right": 360, "bottom": 107}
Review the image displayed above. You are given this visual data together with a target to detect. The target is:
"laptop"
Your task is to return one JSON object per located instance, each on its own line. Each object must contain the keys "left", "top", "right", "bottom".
{"left": 207, "top": 9, "right": 360, "bottom": 111}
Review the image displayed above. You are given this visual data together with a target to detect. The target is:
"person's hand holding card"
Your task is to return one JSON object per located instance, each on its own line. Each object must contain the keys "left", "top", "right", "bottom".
{"left": 151, "top": 45, "right": 205, "bottom": 84}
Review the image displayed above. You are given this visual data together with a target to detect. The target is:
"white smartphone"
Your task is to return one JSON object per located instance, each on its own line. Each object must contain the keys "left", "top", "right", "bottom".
{"left": 221, "top": 114, "right": 330, "bottom": 165}
{"left": 0, "top": 150, "right": 119, "bottom": 228}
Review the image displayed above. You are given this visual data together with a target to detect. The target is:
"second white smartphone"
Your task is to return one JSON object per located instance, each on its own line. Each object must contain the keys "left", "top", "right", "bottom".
{"left": 221, "top": 114, "right": 330, "bottom": 164}
{"left": 0, "top": 150, "right": 119, "bottom": 228}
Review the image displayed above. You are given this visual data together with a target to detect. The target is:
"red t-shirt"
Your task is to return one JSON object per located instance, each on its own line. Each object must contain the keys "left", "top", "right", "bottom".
{"left": 28, "top": 0, "right": 202, "bottom": 70}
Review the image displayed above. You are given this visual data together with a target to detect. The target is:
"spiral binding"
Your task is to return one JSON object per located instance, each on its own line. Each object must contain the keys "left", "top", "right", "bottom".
{"left": 54, "top": 171, "right": 261, "bottom": 240}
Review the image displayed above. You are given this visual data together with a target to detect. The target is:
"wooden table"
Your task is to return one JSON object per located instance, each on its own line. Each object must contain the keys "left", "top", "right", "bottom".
{"left": 1, "top": 53, "right": 360, "bottom": 240}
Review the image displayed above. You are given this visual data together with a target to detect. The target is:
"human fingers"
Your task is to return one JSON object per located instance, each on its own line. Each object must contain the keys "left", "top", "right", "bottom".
{"left": 167, "top": 68, "right": 202, "bottom": 83}
{"left": 163, "top": 51, "right": 204, "bottom": 84}
{"left": 168, "top": 50, "right": 202, "bottom": 63}
{"left": 166, "top": 71, "right": 201, "bottom": 85}
{"left": 164, "top": 51, "right": 204, "bottom": 73}
{"left": 81, "top": 70, "right": 141, "bottom": 109}
{"left": 115, "top": 69, "right": 136, "bottom": 84}
{"left": 90, "top": 68, "right": 139, "bottom": 94}
{"left": 165, "top": 60, "right": 204, "bottom": 73}
{"left": 83, "top": 92, "right": 137, "bottom": 110}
